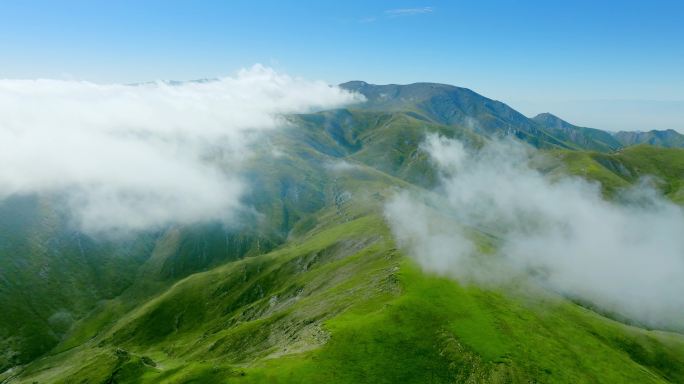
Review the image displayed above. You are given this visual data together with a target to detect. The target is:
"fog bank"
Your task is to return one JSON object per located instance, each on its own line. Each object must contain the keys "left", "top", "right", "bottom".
{"left": 386, "top": 134, "right": 684, "bottom": 329}
{"left": 0, "top": 65, "right": 361, "bottom": 234}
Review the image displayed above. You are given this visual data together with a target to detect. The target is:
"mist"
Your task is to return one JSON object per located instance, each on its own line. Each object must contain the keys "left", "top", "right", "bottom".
{"left": 385, "top": 134, "right": 684, "bottom": 330}
{"left": 0, "top": 65, "right": 361, "bottom": 234}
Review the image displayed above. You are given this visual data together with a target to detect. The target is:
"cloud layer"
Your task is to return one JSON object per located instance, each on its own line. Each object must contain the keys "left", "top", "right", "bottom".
{"left": 0, "top": 65, "right": 360, "bottom": 234}
{"left": 386, "top": 134, "right": 684, "bottom": 329}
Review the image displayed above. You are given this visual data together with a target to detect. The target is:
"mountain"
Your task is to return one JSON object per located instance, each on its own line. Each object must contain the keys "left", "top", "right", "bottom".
{"left": 343, "top": 81, "right": 684, "bottom": 152}
{"left": 2, "top": 81, "right": 684, "bottom": 383}
{"left": 340, "top": 81, "right": 572, "bottom": 149}
{"left": 554, "top": 144, "right": 684, "bottom": 203}
{"left": 614, "top": 129, "right": 684, "bottom": 148}
{"left": 0, "top": 195, "right": 281, "bottom": 372}
{"left": 532, "top": 112, "right": 623, "bottom": 152}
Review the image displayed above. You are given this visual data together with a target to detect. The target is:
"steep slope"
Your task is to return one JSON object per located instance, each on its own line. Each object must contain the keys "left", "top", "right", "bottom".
{"left": 0, "top": 188, "right": 294, "bottom": 372}
{"left": 533, "top": 113, "right": 622, "bottom": 152}
{"left": 9, "top": 194, "right": 684, "bottom": 383}
{"left": 5, "top": 117, "right": 684, "bottom": 382}
{"left": 339, "top": 81, "right": 533, "bottom": 132}
{"left": 289, "top": 108, "right": 483, "bottom": 187}
{"left": 0, "top": 107, "right": 407, "bottom": 372}
{"left": 0, "top": 108, "right": 378, "bottom": 370}
{"left": 0, "top": 195, "right": 158, "bottom": 371}
{"left": 340, "top": 81, "right": 576, "bottom": 150}
{"left": 552, "top": 145, "right": 684, "bottom": 202}
{"left": 341, "top": 81, "right": 684, "bottom": 153}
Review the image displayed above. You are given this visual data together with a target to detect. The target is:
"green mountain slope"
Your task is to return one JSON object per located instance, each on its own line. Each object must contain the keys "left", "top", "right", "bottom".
{"left": 0, "top": 195, "right": 158, "bottom": 370}
{"left": 532, "top": 112, "right": 623, "bottom": 152}
{"left": 2, "top": 80, "right": 684, "bottom": 383}
{"left": 342, "top": 81, "right": 684, "bottom": 152}
{"left": 553, "top": 145, "right": 684, "bottom": 202}
{"left": 0, "top": 201, "right": 283, "bottom": 372}
{"left": 290, "top": 108, "right": 483, "bottom": 186}
{"left": 340, "top": 81, "right": 574, "bottom": 150}
{"left": 8, "top": 204, "right": 684, "bottom": 383}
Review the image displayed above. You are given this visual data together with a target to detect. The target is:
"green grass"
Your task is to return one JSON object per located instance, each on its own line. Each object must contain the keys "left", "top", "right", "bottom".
{"left": 553, "top": 145, "right": 684, "bottom": 202}
{"left": 10, "top": 211, "right": 684, "bottom": 383}
{"left": 237, "top": 258, "right": 684, "bottom": 383}
{"left": 4, "top": 104, "right": 684, "bottom": 383}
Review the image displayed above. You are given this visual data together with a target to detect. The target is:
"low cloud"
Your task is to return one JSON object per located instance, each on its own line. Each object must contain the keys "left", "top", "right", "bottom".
{"left": 0, "top": 65, "right": 361, "bottom": 235}
{"left": 324, "top": 159, "right": 361, "bottom": 173}
{"left": 386, "top": 134, "right": 684, "bottom": 329}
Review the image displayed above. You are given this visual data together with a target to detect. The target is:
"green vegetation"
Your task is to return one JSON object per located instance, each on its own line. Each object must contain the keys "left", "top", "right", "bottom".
{"left": 2, "top": 81, "right": 684, "bottom": 383}
{"left": 532, "top": 112, "right": 622, "bottom": 152}
{"left": 554, "top": 145, "right": 684, "bottom": 202}
{"left": 8, "top": 212, "right": 684, "bottom": 383}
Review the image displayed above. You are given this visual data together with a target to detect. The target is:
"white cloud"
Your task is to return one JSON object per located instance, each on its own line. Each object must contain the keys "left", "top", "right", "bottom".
{"left": 0, "top": 64, "right": 361, "bottom": 235}
{"left": 324, "top": 159, "right": 361, "bottom": 173}
{"left": 386, "top": 134, "right": 684, "bottom": 330}
{"left": 384, "top": 7, "right": 434, "bottom": 17}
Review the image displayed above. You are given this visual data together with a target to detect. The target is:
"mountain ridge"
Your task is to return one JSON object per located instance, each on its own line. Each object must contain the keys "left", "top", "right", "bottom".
{"left": 342, "top": 81, "right": 684, "bottom": 151}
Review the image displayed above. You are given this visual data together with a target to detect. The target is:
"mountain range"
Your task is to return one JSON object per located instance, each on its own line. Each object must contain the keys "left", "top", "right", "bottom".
{"left": 1, "top": 81, "right": 684, "bottom": 383}
{"left": 341, "top": 81, "right": 684, "bottom": 151}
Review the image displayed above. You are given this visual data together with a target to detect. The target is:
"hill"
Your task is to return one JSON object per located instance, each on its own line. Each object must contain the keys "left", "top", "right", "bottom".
{"left": 2, "top": 80, "right": 684, "bottom": 383}
{"left": 532, "top": 112, "right": 623, "bottom": 152}
{"left": 553, "top": 145, "right": 684, "bottom": 202}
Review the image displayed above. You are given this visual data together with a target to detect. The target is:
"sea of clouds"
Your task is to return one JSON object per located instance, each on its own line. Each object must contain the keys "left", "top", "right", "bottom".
{"left": 0, "top": 65, "right": 361, "bottom": 235}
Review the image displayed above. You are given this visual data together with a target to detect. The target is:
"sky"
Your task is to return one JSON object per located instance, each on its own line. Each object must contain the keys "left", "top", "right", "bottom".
{"left": 1, "top": 0, "right": 683, "bottom": 131}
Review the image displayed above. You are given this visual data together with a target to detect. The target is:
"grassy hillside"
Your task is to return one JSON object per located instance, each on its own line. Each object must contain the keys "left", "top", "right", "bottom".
{"left": 8, "top": 206, "right": 684, "bottom": 383}
{"left": 342, "top": 81, "right": 684, "bottom": 152}
{"left": 553, "top": 145, "right": 684, "bottom": 202}
{"left": 3, "top": 82, "right": 684, "bottom": 383}
{"left": 5, "top": 138, "right": 684, "bottom": 382}
{"left": 340, "top": 81, "right": 574, "bottom": 150}
{"left": 532, "top": 113, "right": 622, "bottom": 152}
{"left": 0, "top": 191, "right": 293, "bottom": 372}
{"left": 0, "top": 195, "right": 159, "bottom": 371}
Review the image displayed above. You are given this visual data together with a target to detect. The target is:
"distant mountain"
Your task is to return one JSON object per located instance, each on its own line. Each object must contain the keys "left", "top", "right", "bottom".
{"left": 340, "top": 81, "right": 572, "bottom": 149}
{"left": 532, "top": 112, "right": 623, "bottom": 152}
{"left": 614, "top": 129, "right": 684, "bottom": 148}
{"left": 343, "top": 81, "right": 684, "bottom": 152}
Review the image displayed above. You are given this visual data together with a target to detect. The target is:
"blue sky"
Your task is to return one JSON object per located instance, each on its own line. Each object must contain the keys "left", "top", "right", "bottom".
{"left": 1, "top": 0, "right": 683, "bottom": 131}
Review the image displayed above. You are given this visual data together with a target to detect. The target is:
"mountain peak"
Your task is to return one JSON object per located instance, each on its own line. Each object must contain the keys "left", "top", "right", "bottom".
{"left": 337, "top": 80, "right": 539, "bottom": 134}
{"left": 339, "top": 80, "right": 369, "bottom": 90}
{"left": 532, "top": 112, "right": 575, "bottom": 127}
{"left": 339, "top": 80, "right": 464, "bottom": 94}
{"left": 614, "top": 129, "right": 684, "bottom": 148}
{"left": 533, "top": 112, "right": 559, "bottom": 119}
